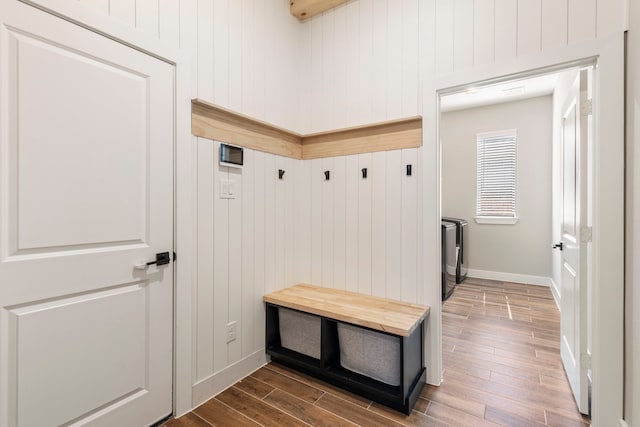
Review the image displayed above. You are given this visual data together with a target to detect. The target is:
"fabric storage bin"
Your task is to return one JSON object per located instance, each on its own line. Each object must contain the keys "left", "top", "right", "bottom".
{"left": 337, "top": 323, "right": 401, "bottom": 386}
{"left": 278, "top": 308, "right": 321, "bottom": 359}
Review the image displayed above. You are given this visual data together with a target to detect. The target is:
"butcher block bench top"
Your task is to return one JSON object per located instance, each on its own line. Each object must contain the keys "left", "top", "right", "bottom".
{"left": 263, "top": 284, "right": 430, "bottom": 337}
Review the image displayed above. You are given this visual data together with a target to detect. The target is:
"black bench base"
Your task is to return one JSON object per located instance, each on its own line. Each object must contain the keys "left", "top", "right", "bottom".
{"left": 265, "top": 303, "right": 426, "bottom": 415}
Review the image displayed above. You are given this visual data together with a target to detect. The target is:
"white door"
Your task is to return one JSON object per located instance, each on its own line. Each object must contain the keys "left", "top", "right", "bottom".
{"left": 0, "top": 2, "right": 174, "bottom": 426}
{"left": 557, "top": 69, "right": 590, "bottom": 415}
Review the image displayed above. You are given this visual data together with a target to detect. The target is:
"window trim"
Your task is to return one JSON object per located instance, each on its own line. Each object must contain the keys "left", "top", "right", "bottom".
{"left": 475, "top": 129, "right": 518, "bottom": 223}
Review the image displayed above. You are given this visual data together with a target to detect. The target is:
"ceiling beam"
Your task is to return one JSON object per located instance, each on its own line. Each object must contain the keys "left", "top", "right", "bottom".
{"left": 290, "top": 0, "right": 350, "bottom": 20}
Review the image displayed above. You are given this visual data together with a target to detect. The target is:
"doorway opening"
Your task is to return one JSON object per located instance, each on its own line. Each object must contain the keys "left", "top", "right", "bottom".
{"left": 435, "top": 62, "right": 595, "bottom": 422}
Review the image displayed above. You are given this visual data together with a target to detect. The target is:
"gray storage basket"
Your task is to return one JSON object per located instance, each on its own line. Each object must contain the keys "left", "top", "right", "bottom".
{"left": 337, "top": 323, "right": 401, "bottom": 386}
{"left": 278, "top": 308, "right": 321, "bottom": 359}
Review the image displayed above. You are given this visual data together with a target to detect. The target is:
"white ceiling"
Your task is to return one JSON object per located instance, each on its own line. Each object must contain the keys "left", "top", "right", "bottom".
{"left": 440, "top": 73, "right": 560, "bottom": 112}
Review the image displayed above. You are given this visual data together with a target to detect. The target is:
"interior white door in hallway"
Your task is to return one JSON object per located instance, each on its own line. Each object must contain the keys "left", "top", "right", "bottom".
{"left": 0, "top": 2, "right": 175, "bottom": 426}
{"left": 557, "top": 69, "right": 590, "bottom": 415}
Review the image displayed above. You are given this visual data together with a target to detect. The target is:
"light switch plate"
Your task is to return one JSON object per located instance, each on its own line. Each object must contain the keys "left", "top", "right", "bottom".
{"left": 220, "top": 179, "right": 235, "bottom": 199}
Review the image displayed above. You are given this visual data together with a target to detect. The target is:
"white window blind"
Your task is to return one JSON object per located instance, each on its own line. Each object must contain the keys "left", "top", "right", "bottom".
{"left": 476, "top": 130, "right": 517, "bottom": 218}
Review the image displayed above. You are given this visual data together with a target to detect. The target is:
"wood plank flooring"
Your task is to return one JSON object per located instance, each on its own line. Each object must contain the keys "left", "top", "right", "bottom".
{"left": 165, "top": 278, "right": 591, "bottom": 426}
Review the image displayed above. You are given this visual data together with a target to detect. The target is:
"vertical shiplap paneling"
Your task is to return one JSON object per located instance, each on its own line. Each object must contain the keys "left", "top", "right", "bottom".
{"left": 387, "top": 1, "right": 403, "bottom": 119}
{"left": 240, "top": 0, "right": 254, "bottom": 115}
{"left": 453, "top": 0, "right": 474, "bottom": 72}
{"left": 541, "top": 0, "right": 568, "bottom": 50}
{"left": 568, "top": 0, "right": 596, "bottom": 44}
{"left": 371, "top": 152, "right": 387, "bottom": 298}
{"left": 322, "top": 10, "right": 336, "bottom": 130}
{"left": 253, "top": 151, "right": 266, "bottom": 352}
{"left": 371, "top": 0, "right": 388, "bottom": 122}
{"left": 252, "top": 0, "right": 267, "bottom": 120}
{"left": 179, "top": 0, "right": 198, "bottom": 98}
{"left": 159, "top": 0, "right": 180, "bottom": 49}
{"left": 227, "top": 165, "right": 243, "bottom": 364}
{"left": 274, "top": 156, "right": 286, "bottom": 290}
{"left": 385, "top": 150, "right": 402, "bottom": 301}
{"left": 228, "top": 0, "right": 243, "bottom": 112}
{"left": 358, "top": 0, "right": 374, "bottom": 125}
{"left": 196, "top": 137, "right": 214, "bottom": 381}
{"left": 419, "top": 0, "right": 436, "bottom": 82}
{"left": 311, "top": 18, "right": 324, "bottom": 132}
{"left": 321, "top": 157, "right": 335, "bottom": 287}
{"left": 401, "top": 149, "right": 418, "bottom": 303}
{"left": 240, "top": 149, "right": 255, "bottom": 358}
{"left": 596, "top": 0, "right": 626, "bottom": 37}
{"left": 284, "top": 157, "right": 296, "bottom": 287}
{"left": 435, "top": 0, "right": 455, "bottom": 76}
{"left": 197, "top": 0, "right": 214, "bottom": 101}
{"left": 474, "top": 0, "right": 495, "bottom": 67}
{"left": 310, "top": 159, "right": 323, "bottom": 284}
{"left": 517, "top": 0, "right": 542, "bottom": 56}
{"left": 299, "top": 23, "right": 313, "bottom": 133}
{"left": 345, "top": 1, "right": 361, "bottom": 126}
{"left": 401, "top": 0, "right": 419, "bottom": 118}
{"left": 136, "top": 0, "right": 159, "bottom": 38}
{"left": 333, "top": 156, "right": 347, "bottom": 290}
{"left": 345, "top": 155, "right": 360, "bottom": 292}
{"left": 333, "top": 5, "right": 348, "bottom": 129}
{"left": 109, "top": 0, "right": 135, "bottom": 26}
{"left": 358, "top": 154, "right": 373, "bottom": 294}
{"left": 213, "top": 148, "right": 230, "bottom": 373}
{"left": 494, "top": 0, "right": 518, "bottom": 62}
{"left": 213, "top": 0, "right": 230, "bottom": 107}
{"left": 263, "top": 154, "right": 276, "bottom": 294}
{"left": 294, "top": 160, "right": 312, "bottom": 283}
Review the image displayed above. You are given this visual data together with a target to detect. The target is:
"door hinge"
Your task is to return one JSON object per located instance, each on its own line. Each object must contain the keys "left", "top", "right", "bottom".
{"left": 173, "top": 251, "right": 177, "bottom": 262}
{"left": 581, "top": 99, "right": 593, "bottom": 116}
{"left": 581, "top": 226, "right": 593, "bottom": 243}
{"left": 581, "top": 352, "right": 592, "bottom": 369}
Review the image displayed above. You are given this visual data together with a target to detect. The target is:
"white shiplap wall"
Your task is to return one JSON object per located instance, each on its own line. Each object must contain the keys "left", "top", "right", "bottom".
{"left": 300, "top": 0, "right": 627, "bottom": 133}
{"left": 76, "top": 0, "right": 302, "bottom": 131}
{"left": 195, "top": 138, "right": 300, "bottom": 381}
{"left": 303, "top": 148, "right": 421, "bottom": 302}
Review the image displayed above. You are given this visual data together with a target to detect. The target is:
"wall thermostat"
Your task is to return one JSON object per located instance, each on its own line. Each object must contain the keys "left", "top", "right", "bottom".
{"left": 220, "top": 144, "right": 243, "bottom": 168}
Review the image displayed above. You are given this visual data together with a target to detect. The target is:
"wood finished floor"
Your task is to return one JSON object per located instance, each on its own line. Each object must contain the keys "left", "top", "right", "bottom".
{"left": 165, "top": 278, "right": 591, "bottom": 427}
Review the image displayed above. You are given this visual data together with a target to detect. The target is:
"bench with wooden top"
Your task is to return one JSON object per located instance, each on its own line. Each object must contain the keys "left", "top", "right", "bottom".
{"left": 263, "top": 284, "right": 430, "bottom": 414}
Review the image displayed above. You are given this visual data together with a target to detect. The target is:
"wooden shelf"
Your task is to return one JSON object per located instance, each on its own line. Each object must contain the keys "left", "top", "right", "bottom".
{"left": 191, "top": 100, "right": 423, "bottom": 160}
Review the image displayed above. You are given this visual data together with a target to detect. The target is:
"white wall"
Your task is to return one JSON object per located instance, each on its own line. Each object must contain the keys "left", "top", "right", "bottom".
{"left": 301, "top": 149, "right": 422, "bottom": 302}
{"left": 194, "top": 138, "right": 303, "bottom": 395}
{"left": 74, "top": 0, "right": 303, "bottom": 132}
{"left": 441, "top": 96, "right": 553, "bottom": 281}
{"left": 300, "top": 0, "right": 627, "bottom": 134}
{"left": 626, "top": 0, "right": 640, "bottom": 424}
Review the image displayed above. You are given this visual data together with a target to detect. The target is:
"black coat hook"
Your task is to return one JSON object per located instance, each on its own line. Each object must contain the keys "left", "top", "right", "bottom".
{"left": 324, "top": 170, "right": 330, "bottom": 181}
{"left": 278, "top": 169, "right": 285, "bottom": 180}
{"left": 406, "top": 164, "right": 412, "bottom": 176}
{"left": 361, "top": 168, "right": 367, "bottom": 179}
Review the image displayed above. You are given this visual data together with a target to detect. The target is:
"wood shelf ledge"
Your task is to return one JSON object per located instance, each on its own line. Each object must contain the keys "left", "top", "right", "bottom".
{"left": 191, "top": 99, "right": 423, "bottom": 160}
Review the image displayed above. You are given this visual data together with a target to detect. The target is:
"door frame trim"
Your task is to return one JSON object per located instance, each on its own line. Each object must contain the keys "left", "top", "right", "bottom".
{"left": 422, "top": 33, "right": 624, "bottom": 426}
{"left": 14, "top": 0, "right": 195, "bottom": 416}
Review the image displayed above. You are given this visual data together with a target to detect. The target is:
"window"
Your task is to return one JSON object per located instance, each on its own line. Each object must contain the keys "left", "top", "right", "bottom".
{"left": 475, "top": 129, "right": 518, "bottom": 224}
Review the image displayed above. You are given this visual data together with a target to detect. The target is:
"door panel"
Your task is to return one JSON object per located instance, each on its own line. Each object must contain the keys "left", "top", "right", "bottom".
{"left": 559, "top": 70, "right": 589, "bottom": 415}
{"left": 12, "top": 30, "right": 148, "bottom": 251}
{"left": 0, "top": 2, "right": 174, "bottom": 426}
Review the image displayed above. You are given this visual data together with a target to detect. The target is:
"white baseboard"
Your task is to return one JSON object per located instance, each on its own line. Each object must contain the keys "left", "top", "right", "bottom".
{"left": 619, "top": 420, "right": 629, "bottom": 427}
{"left": 549, "top": 278, "right": 561, "bottom": 309}
{"left": 467, "top": 269, "right": 553, "bottom": 287}
{"left": 191, "top": 349, "right": 268, "bottom": 409}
